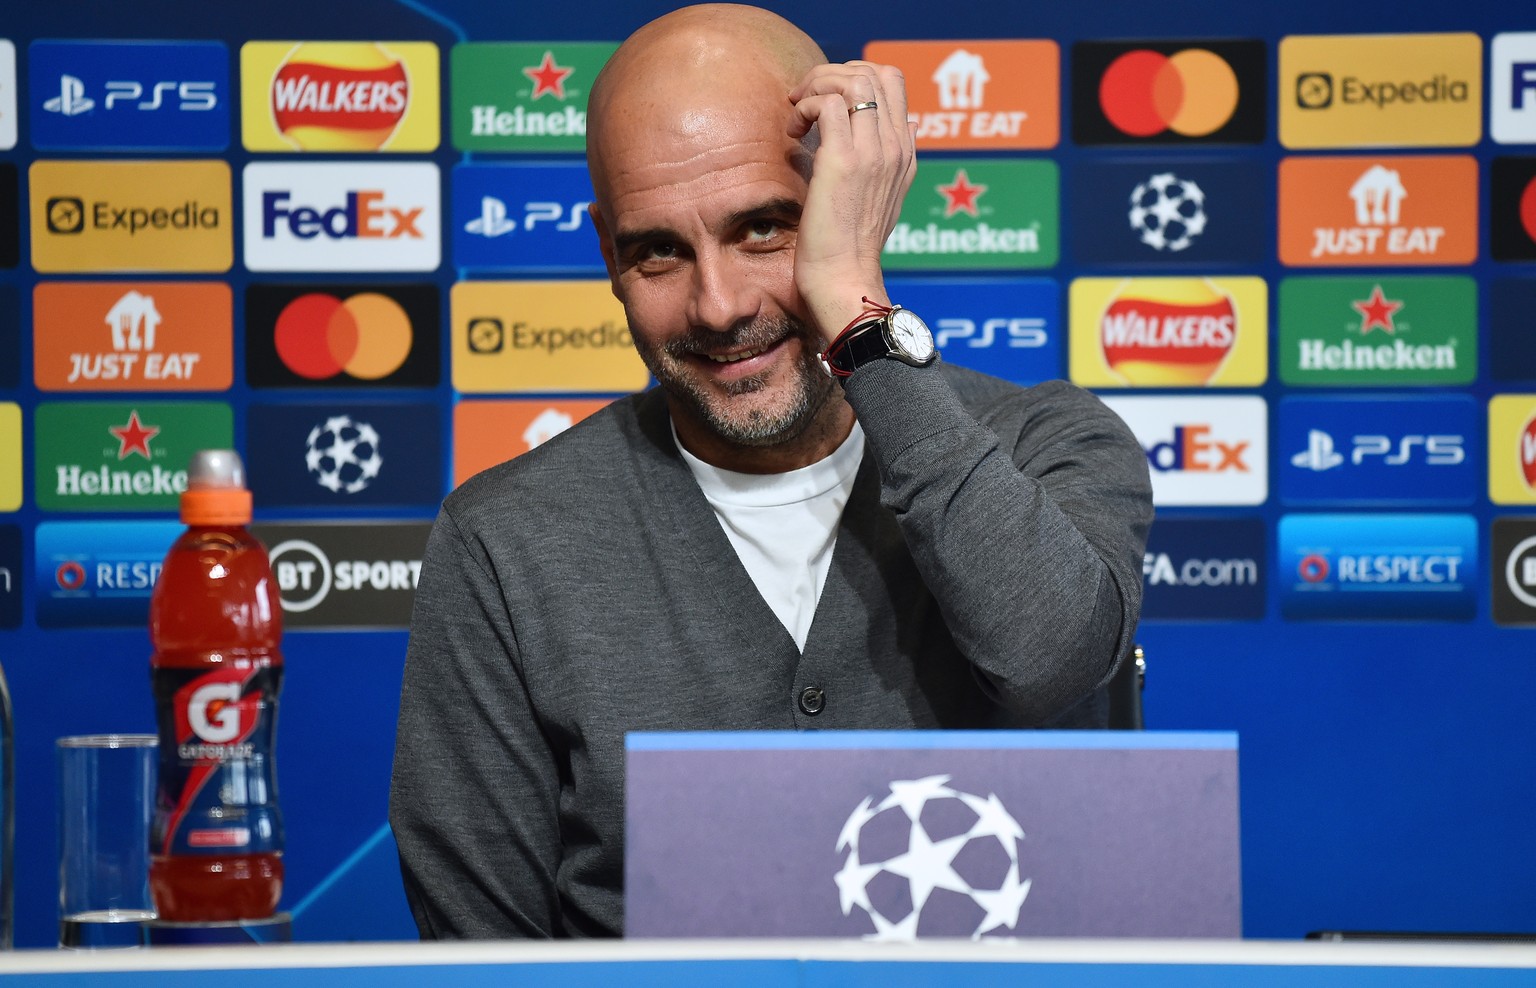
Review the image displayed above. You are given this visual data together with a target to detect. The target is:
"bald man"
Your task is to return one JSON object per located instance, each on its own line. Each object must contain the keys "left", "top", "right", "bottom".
{"left": 391, "top": 5, "right": 1151, "bottom": 939}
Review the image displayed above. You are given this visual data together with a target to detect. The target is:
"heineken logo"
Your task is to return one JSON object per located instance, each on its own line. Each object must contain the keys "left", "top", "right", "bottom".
{"left": 885, "top": 159, "right": 1057, "bottom": 270}
{"left": 452, "top": 42, "right": 617, "bottom": 152}
{"left": 1279, "top": 275, "right": 1475, "bottom": 386}
{"left": 35, "top": 401, "right": 232, "bottom": 511}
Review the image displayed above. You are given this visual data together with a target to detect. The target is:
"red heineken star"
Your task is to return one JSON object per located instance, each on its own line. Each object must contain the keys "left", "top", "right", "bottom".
{"left": 109, "top": 410, "right": 160, "bottom": 461}
{"left": 1351, "top": 284, "right": 1404, "bottom": 335}
{"left": 523, "top": 51, "right": 574, "bottom": 100}
{"left": 938, "top": 169, "right": 987, "bottom": 217}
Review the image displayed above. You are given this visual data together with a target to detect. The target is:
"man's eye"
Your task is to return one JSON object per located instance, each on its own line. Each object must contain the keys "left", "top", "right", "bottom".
{"left": 745, "top": 220, "right": 780, "bottom": 241}
{"left": 637, "top": 243, "right": 677, "bottom": 262}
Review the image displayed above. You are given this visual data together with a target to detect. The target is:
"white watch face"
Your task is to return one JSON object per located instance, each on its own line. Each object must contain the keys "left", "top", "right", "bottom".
{"left": 887, "top": 309, "right": 935, "bottom": 361}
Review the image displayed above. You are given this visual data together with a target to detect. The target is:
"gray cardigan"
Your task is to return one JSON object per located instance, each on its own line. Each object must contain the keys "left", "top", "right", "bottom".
{"left": 390, "top": 359, "right": 1153, "bottom": 939}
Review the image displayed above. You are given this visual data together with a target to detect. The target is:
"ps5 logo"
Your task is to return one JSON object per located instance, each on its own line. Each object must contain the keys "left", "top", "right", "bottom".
{"left": 934, "top": 317, "right": 1048, "bottom": 350}
{"left": 1291, "top": 429, "right": 1464, "bottom": 471}
{"left": 463, "top": 195, "right": 590, "bottom": 239}
{"left": 43, "top": 74, "right": 217, "bottom": 115}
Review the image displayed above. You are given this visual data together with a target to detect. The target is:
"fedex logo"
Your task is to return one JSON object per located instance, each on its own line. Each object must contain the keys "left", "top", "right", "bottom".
{"left": 244, "top": 163, "right": 439, "bottom": 272}
{"left": 1101, "top": 396, "right": 1267, "bottom": 505}
{"left": 262, "top": 190, "right": 423, "bottom": 240}
{"left": 1493, "top": 34, "right": 1536, "bottom": 144}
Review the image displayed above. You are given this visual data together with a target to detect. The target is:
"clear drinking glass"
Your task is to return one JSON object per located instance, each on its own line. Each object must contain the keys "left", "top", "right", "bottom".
{"left": 56, "top": 734, "right": 158, "bottom": 948}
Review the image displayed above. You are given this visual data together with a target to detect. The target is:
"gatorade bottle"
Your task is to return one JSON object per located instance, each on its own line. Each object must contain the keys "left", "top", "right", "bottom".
{"left": 149, "top": 450, "right": 284, "bottom": 921}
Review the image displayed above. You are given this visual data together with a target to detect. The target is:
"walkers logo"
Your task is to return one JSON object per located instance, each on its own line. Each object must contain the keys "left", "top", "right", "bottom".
{"left": 243, "top": 162, "right": 440, "bottom": 272}
{"left": 1488, "top": 395, "right": 1536, "bottom": 505}
{"left": 0, "top": 41, "right": 14, "bottom": 150}
{"left": 1279, "top": 513, "right": 1476, "bottom": 621}
{"left": 1071, "top": 160, "right": 1267, "bottom": 266}
{"left": 1098, "top": 396, "right": 1267, "bottom": 506}
{"left": 862, "top": 40, "right": 1058, "bottom": 149}
{"left": 1279, "top": 33, "right": 1480, "bottom": 149}
{"left": 0, "top": 525, "right": 18, "bottom": 629}
{"left": 452, "top": 162, "right": 603, "bottom": 272}
{"left": 1491, "top": 279, "right": 1536, "bottom": 382}
{"left": 246, "top": 403, "right": 441, "bottom": 508}
{"left": 451, "top": 42, "right": 615, "bottom": 152}
{"left": 34, "top": 282, "right": 233, "bottom": 392}
{"left": 885, "top": 276, "right": 1060, "bottom": 386}
{"left": 0, "top": 163, "right": 14, "bottom": 270}
{"left": 1278, "top": 156, "right": 1477, "bottom": 267}
{"left": 29, "top": 160, "right": 231, "bottom": 273}
{"left": 1069, "top": 277, "right": 1266, "bottom": 388}
{"left": 884, "top": 160, "right": 1057, "bottom": 270}
{"left": 241, "top": 42, "right": 438, "bottom": 152}
{"left": 1141, "top": 518, "right": 1265, "bottom": 621}
{"left": 454, "top": 399, "right": 611, "bottom": 486}
{"left": 246, "top": 284, "right": 439, "bottom": 389}
{"left": 34, "top": 401, "right": 232, "bottom": 512}
{"left": 1493, "top": 518, "right": 1536, "bottom": 625}
{"left": 1493, "top": 33, "right": 1536, "bottom": 144}
{"left": 250, "top": 522, "right": 431, "bottom": 628}
{"left": 1072, "top": 40, "right": 1265, "bottom": 145}
{"left": 29, "top": 41, "right": 229, "bottom": 151}
{"left": 452, "top": 281, "right": 647, "bottom": 394}
{"left": 1491, "top": 157, "right": 1536, "bottom": 262}
{"left": 33, "top": 520, "right": 184, "bottom": 628}
{"left": 1278, "top": 275, "right": 1475, "bottom": 387}
{"left": 0, "top": 403, "right": 18, "bottom": 512}
{"left": 1278, "top": 396, "right": 1477, "bottom": 507}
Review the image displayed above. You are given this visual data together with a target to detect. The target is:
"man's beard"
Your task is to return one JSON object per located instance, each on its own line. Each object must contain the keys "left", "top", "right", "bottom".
{"left": 635, "top": 314, "right": 836, "bottom": 447}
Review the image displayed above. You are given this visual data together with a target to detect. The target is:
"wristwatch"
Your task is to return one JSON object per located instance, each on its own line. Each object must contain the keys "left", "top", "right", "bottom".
{"left": 819, "top": 305, "right": 938, "bottom": 381}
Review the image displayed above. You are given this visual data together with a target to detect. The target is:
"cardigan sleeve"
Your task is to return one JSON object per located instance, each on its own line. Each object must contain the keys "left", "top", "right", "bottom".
{"left": 843, "top": 362, "right": 1154, "bottom": 724}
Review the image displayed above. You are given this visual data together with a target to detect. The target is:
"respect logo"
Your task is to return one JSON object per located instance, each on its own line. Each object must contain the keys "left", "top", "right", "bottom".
{"left": 1278, "top": 155, "right": 1477, "bottom": 267}
{"left": 33, "top": 282, "right": 233, "bottom": 392}
{"left": 451, "top": 280, "right": 648, "bottom": 394}
{"left": 29, "top": 160, "right": 231, "bottom": 273}
{"left": 863, "top": 40, "right": 1058, "bottom": 149}
{"left": 241, "top": 41, "right": 439, "bottom": 152}
{"left": 1279, "top": 33, "right": 1481, "bottom": 149}
{"left": 1069, "top": 277, "right": 1266, "bottom": 388}
{"left": 1279, "top": 513, "right": 1476, "bottom": 621}
{"left": 1072, "top": 40, "right": 1266, "bottom": 145}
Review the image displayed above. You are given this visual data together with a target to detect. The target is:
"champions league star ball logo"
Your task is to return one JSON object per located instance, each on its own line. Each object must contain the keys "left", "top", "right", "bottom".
{"left": 304, "top": 414, "right": 383, "bottom": 494}
{"left": 834, "top": 775, "right": 1031, "bottom": 940}
{"left": 1128, "top": 172, "right": 1207, "bottom": 252}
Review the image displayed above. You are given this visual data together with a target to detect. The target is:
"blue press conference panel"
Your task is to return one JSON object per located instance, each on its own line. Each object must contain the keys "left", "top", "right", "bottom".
{"left": 2, "top": 0, "right": 1536, "bottom": 955}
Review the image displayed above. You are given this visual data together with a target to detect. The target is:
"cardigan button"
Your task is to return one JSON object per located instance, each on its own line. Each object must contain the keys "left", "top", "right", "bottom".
{"left": 799, "top": 686, "right": 825, "bottom": 716}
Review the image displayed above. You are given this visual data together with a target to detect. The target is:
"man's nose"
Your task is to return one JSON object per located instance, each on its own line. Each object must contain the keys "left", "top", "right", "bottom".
{"left": 686, "top": 249, "right": 761, "bottom": 333}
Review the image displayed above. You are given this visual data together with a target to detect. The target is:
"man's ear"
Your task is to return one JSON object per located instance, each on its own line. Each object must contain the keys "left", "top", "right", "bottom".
{"left": 589, "top": 202, "right": 622, "bottom": 301}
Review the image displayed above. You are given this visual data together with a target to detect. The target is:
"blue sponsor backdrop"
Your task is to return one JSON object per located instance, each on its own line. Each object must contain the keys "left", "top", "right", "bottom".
{"left": 1279, "top": 513, "right": 1478, "bottom": 620}
{"left": 3, "top": 0, "right": 1536, "bottom": 955}
{"left": 886, "top": 276, "right": 1061, "bottom": 385}
{"left": 32, "top": 520, "right": 183, "bottom": 628}
{"left": 1141, "top": 518, "right": 1266, "bottom": 621}
{"left": 1277, "top": 395, "right": 1480, "bottom": 506}
{"left": 451, "top": 161, "right": 602, "bottom": 273}
{"left": 1070, "top": 160, "right": 1270, "bottom": 268}
{"left": 247, "top": 403, "right": 443, "bottom": 509}
{"left": 28, "top": 41, "right": 229, "bottom": 151}
{"left": 1489, "top": 278, "right": 1536, "bottom": 381}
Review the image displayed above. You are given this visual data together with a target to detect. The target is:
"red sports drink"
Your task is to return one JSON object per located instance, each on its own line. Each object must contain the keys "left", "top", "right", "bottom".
{"left": 149, "top": 450, "right": 284, "bottom": 921}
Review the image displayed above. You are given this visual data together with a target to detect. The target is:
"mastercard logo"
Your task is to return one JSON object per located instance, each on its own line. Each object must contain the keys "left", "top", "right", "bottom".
{"left": 274, "top": 292, "right": 413, "bottom": 381}
{"left": 1099, "top": 49, "right": 1239, "bottom": 138}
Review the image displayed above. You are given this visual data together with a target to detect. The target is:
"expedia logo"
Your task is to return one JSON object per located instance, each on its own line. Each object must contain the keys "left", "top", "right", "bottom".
{"left": 254, "top": 522, "right": 430, "bottom": 628}
{"left": 1296, "top": 71, "right": 1468, "bottom": 111}
{"left": 466, "top": 318, "right": 631, "bottom": 355}
{"left": 50, "top": 198, "right": 219, "bottom": 236}
{"left": 242, "top": 42, "right": 439, "bottom": 152}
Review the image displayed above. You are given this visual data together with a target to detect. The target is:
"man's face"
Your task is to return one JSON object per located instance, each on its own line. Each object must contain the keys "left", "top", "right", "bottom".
{"left": 590, "top": 102, "right": 838, "bottom": 450}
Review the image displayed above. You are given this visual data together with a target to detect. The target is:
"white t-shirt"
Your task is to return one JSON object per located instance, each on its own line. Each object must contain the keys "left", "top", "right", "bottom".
{"left": 676, "top": 423, "right": 865, "bottom": 651}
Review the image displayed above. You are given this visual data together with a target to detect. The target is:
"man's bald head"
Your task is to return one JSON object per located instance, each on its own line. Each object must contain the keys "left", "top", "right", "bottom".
{"left": 586, "top": 4, "right": 825, "bottom": 202}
